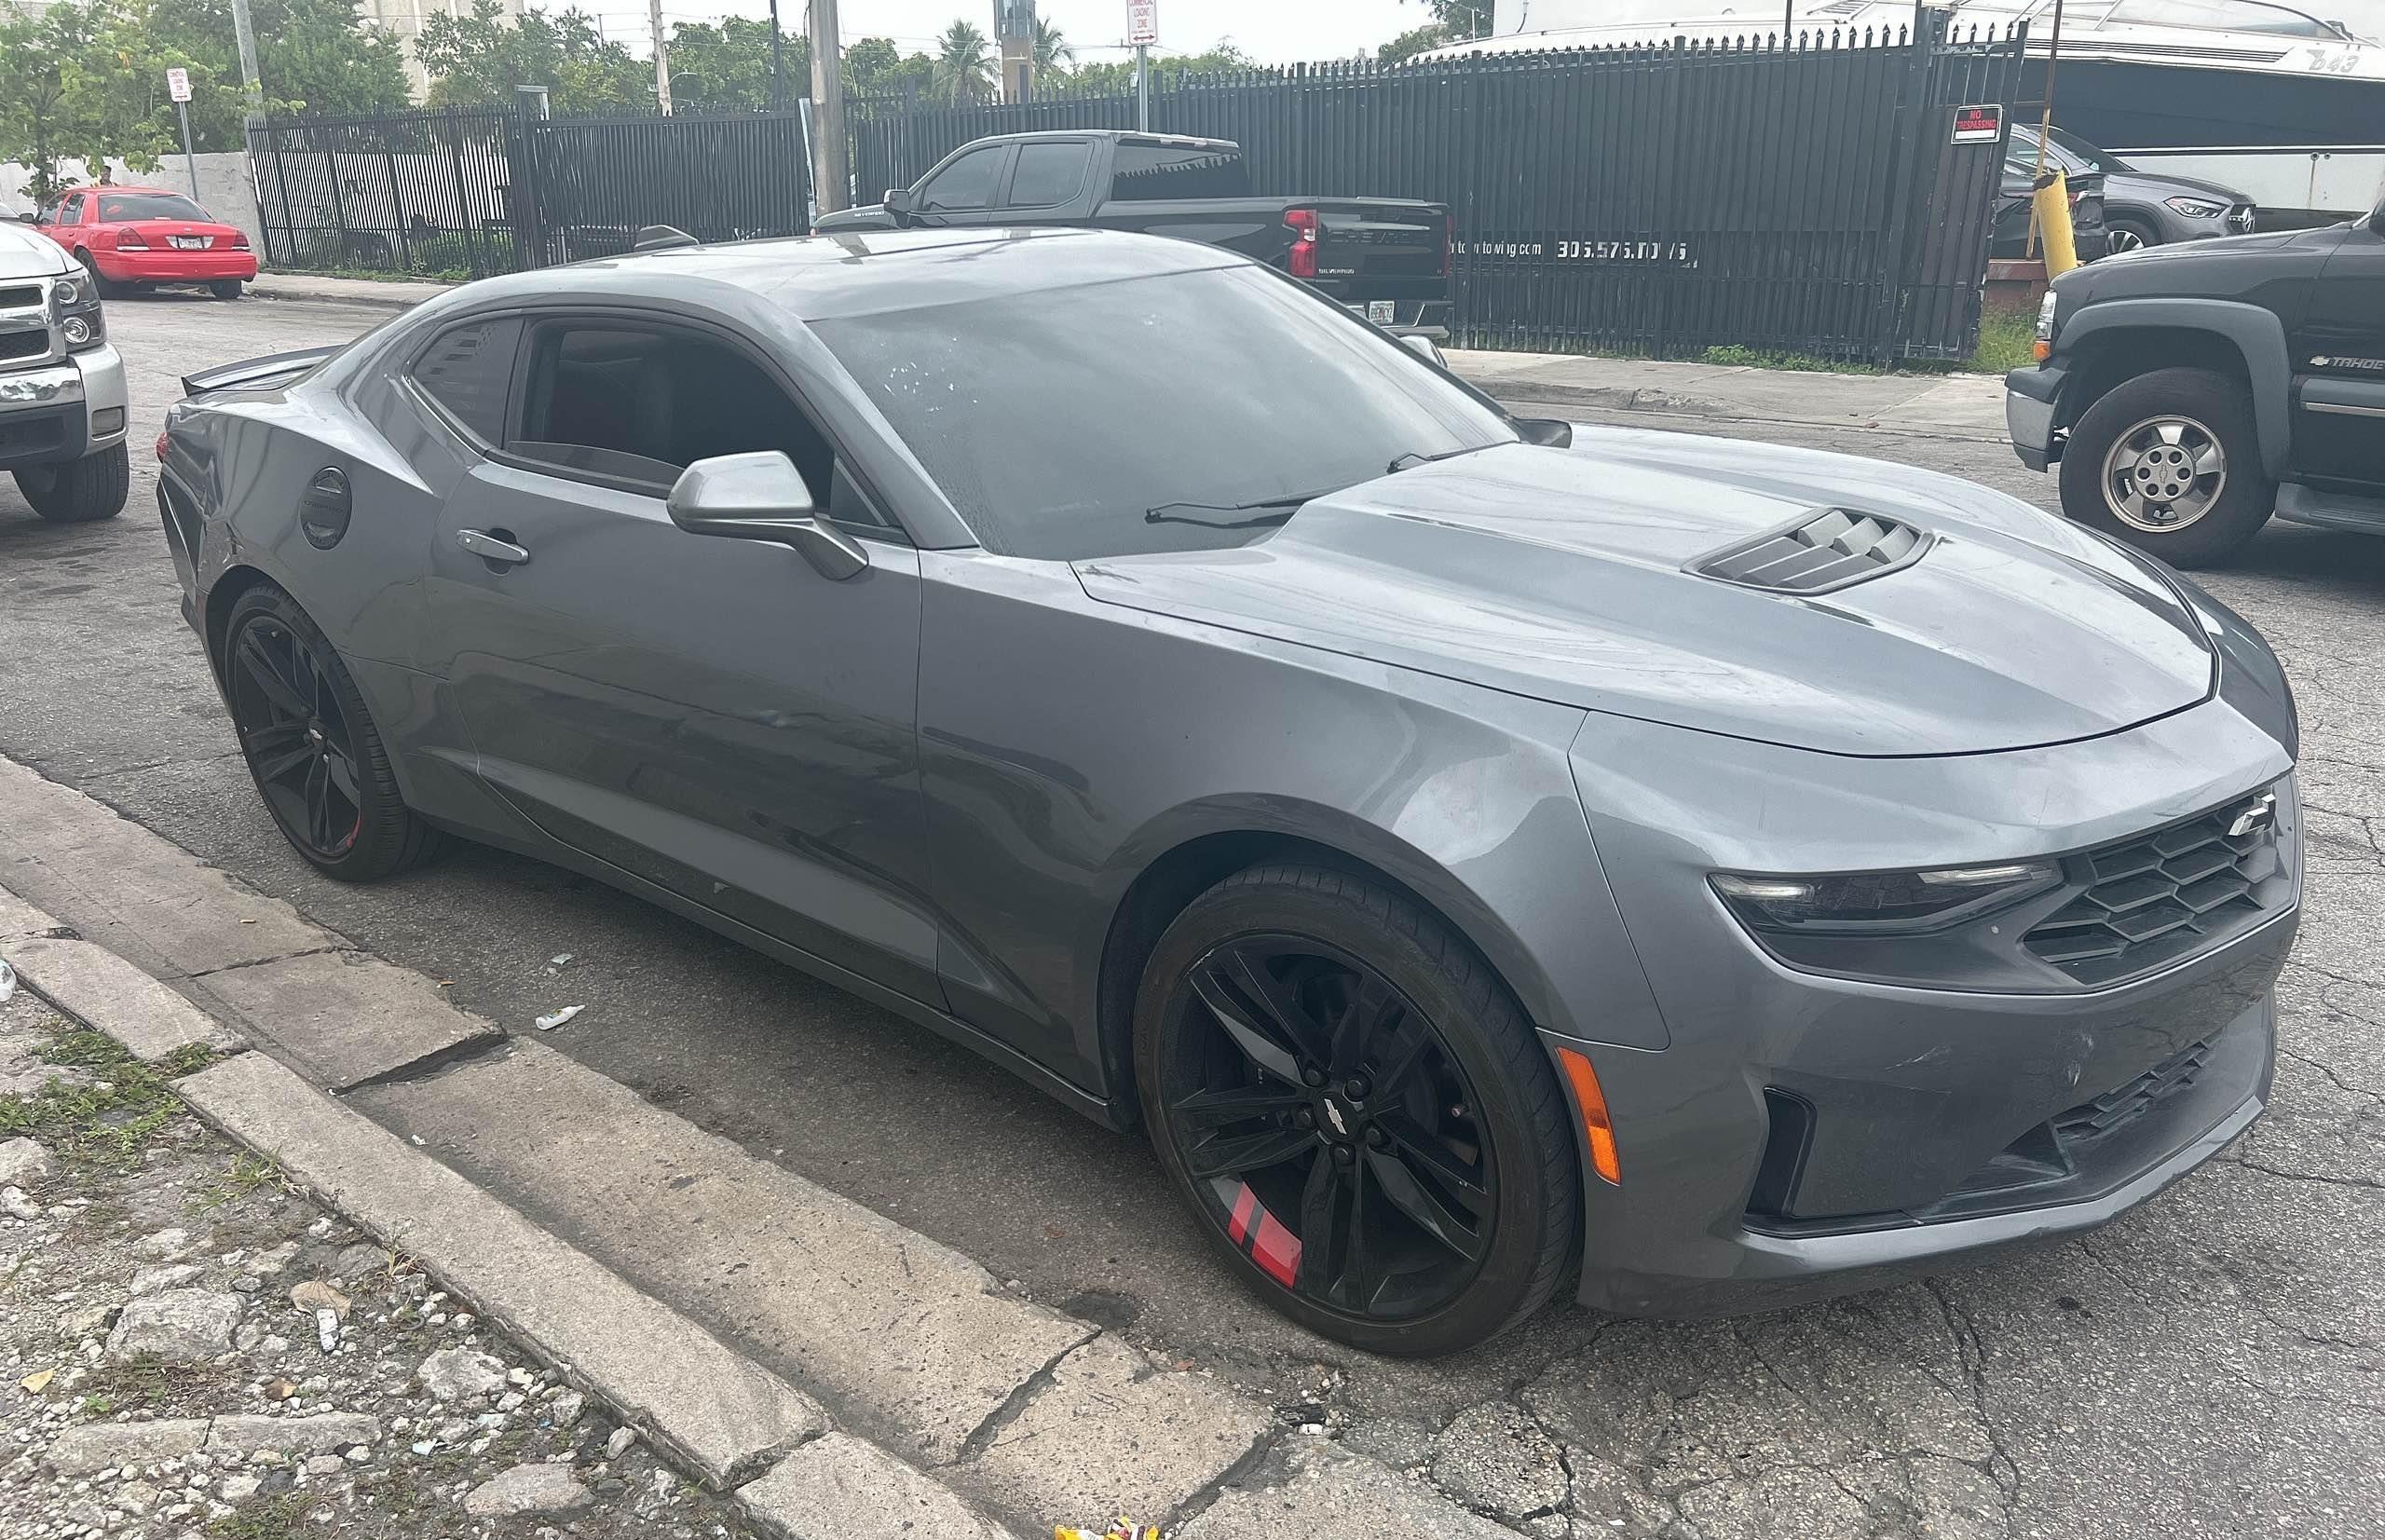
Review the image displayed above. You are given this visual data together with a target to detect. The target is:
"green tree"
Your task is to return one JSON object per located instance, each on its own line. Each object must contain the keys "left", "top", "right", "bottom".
{"left": 416, "top": 0, "right": 649, "bottom": 115}
{"left": 843, "top": 35, "right": 936, "bottom": 99}
{"left": 1031, "top": 15, "right": 1072, "bottom": 74}
{"left": 1070, "top": 43, "right": 1258, "bottom": 95}
{"left": 665, "top": 15, "right": 802, "bottom": 110}
{"left": 1402, "top": 0, "right": 1490, "bottom": 38}
{"left": 1378, "top": 22, "right": 1451, "bottom": 62}
{"left": 154, "top": 0, "right": 409, "bottom": 146}
{"left": 931, "top": 20, "right": 993, "bottom": 107}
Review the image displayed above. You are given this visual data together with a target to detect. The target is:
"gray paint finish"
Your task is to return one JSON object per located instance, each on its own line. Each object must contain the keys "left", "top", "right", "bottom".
{"left": 160, "top": 226, "right": 2303, "bottom": 1319}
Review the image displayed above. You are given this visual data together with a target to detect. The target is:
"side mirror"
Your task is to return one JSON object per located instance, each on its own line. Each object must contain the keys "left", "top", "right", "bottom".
{"left": 1397, "top": 333, "right": 1446, "bottom": 368}
{"left": 883, "top": 187, "right": 916, "bottom": 225}
{"left": 666, "top": 451, "right": 869, "bottom": 581}
{"left": 1512, "top": 417, "right": 1573, "bottom": 449}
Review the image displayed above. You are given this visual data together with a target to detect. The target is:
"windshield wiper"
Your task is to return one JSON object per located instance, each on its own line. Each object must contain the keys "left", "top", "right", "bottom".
{"left": 1386, "top": 442, "right": 1501, "bottom": 473}
{"left": 1142, "top": 487, "right": 1336, "bottom": 528}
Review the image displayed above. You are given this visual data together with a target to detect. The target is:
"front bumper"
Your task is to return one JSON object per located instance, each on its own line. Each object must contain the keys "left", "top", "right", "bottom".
{"left": 1563, "top": 684, "right": 2298, "bottom": 1315}
{"left": 0, "top": 347, "right": 128, "bottom": 470}
{"left": 2005, "top": 361, "right": 2066, "bottom": 470}
{"left": 91, "top": 248, "right": 259, "bottom": 283}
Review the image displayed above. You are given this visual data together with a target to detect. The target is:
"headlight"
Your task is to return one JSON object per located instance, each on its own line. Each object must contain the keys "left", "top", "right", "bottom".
{"left": 2164, "top": 197, "right": 2227, "bottom": 219}
{"left": 51, "top": 277, "right": 83, "bottom": 308}
{"left": 53, "top": 273, "right": 103, "bottom": 352}
{"left": 61, "top": 314, "right": 92, "bottom": 346}
{"left": 1712, "top": 861, "right": 2060, "bottom": 935}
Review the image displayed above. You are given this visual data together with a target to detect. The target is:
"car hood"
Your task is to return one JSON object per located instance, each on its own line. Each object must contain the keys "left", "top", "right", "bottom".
{"left": 1075, "top": 431, "right": 2215, "bottom": 757}
{"left": 0, "top": 222, "right": 69, "bottom": 279}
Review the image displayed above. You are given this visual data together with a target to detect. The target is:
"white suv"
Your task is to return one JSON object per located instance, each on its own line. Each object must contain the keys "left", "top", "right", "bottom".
{"left": 0, "top": 216, "right": 129, "bottom": 522}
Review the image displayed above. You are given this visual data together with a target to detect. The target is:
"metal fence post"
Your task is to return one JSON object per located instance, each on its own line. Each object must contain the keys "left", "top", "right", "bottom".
{"left": 321, "top": 130, "right": 352, "bottom": 268}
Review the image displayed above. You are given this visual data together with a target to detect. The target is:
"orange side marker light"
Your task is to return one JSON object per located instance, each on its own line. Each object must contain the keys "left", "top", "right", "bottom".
{"left": 1556, "top": 1046, "right": 1622, "bottom": 1186}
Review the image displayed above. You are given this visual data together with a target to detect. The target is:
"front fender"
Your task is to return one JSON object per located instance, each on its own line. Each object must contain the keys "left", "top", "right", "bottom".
{"left": 2058, "top": 297, "right": 2293, "bottom": 479}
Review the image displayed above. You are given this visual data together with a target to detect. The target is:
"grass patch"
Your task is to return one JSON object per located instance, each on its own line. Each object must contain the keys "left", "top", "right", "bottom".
{"left": 1697, "top": 343, "right": 1884, "bottom": 375}
{"left": 190, "top": 1151, "right": 293, "bottom": 1211}
{"left": 0, "top": 1029, "right": 216, "bottom": 1169}
{"left": 208, "top": 1493, "right": 316, "bottom": 1540}
{"left": 76, "top": 1356, "right": 222, "bottom": 1410}
{"left": 1964, "top": 306, "right": 2037, "bottom": 375}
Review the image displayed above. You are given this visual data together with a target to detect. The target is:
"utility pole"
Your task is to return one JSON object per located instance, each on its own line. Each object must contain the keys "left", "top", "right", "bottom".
{"left": 649, "top": 0, "right": 674, "bottom": 115}
{"left": 228, "top": 0, "right": 264, "bottom": 127}
{"left": 768, "top": 0, "right": 787, "bottom": 110}
{"left": 808, "top": 0, "right": 849, "bottom": 215}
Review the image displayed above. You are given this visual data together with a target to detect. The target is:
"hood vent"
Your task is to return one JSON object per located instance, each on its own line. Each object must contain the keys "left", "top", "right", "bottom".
{"left": 1690, "top": 508, "right": 1930, "bottom": 595}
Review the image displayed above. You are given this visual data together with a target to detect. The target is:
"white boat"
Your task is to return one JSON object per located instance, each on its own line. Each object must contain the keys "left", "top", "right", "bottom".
{"left": 1435, "top": 0, "right": 2385, "bottom": 219}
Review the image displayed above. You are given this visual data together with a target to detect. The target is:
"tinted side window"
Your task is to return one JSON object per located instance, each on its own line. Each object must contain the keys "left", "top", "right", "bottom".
{"left": 410, "top": 318, "right": 523, "bottom": 443}
{"left": 511, "top": 320, "right": 861, "bottom": 518}
{"left": 919, "top": 146, "right": 1008, "bottom": 211}
{"left": 1108, "top": 146, "right": 1250, "bottom": 202}
{"left": 1006, "top": 142, "right": 1091, "bottom": 208}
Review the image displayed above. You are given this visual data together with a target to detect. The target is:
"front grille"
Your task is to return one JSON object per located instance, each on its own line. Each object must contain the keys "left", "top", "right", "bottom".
{"left": 2051, "top": 1038, "right": 2213, "bottom": 1143}
{"left": 0, "top": 328, "right": 49, "bottom": 362}
{"left": 1691, "top": 508, "right": 1930, "bottom": 594}
{"left": 2024, "top": 795, "right": 2282, "bottom": 986}
{"left": 0, "top": 284, "right": 40, "bottom": 309}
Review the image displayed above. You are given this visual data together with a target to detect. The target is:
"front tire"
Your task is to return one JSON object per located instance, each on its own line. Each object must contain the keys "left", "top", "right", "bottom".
{"left": 2106, "top": 218, "right": 2157, "bottom": 255}
{"left": 15, "top": 442, "right": 129, "bottom": 523}
{"left": 222, "top": 583, "right": 440, "bottom": 881}
{"left": 1135, "top": 864, "right": 1579, "bottom": 1356}
{"left": 2058, "top": 366, "right": 2272, "bottom": 567}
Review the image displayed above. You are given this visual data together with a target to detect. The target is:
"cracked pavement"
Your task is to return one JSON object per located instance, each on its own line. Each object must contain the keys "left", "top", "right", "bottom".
{"left": 2, "top": 293, "right": 2379, "bottom": 1537}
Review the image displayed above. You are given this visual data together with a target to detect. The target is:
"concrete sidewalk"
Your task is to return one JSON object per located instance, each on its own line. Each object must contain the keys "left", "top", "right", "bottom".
{"left": 246, "top": 269, "right": 2011, "bottom": 443}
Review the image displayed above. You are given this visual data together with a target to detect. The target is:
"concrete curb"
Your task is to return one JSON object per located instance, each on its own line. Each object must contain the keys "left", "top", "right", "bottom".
{"left": 249, "top": 273, "right": 449, "bottom": 310}
{"left": 0, "top": 751, "right": 1542, "bottom": 1536}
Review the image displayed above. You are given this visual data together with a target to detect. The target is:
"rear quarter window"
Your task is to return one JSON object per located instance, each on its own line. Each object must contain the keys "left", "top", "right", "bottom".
{"left": 409, "top": 318, "right": 523, "bottom": 444}
{"left": 1108, "top": 145, "right": 1250, "bottom": 202}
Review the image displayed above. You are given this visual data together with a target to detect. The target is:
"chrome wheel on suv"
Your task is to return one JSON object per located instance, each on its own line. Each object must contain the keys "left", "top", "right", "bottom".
{"left": 2101, "top": 414, "right": 2226, "bottom": 532}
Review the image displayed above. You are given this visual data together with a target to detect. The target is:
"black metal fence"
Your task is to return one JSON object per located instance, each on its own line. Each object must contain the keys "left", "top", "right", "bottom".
{"left": 247, "top": 14, "right": 2022, "bottom": 361}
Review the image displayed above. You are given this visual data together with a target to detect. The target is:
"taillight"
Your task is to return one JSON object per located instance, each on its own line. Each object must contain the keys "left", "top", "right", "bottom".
{"left": 116, "top": 228, "right": 149, "bottom": 250}
{"left": 1441, "top": 213, "right": 1453, "bottom": 279}
{"left": 228, "top": 231, "right": 251, "bottom": 251}
{"left": 154, "top": 430, "right": 170, "bottom": 462}
{"left": 1284, "top": 208, "right": 1318, "bottom": 279}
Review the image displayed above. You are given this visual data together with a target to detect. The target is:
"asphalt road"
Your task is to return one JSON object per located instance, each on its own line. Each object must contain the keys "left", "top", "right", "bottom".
{"left": 4, "top": 292, "right": 2381, "bottom": 1538}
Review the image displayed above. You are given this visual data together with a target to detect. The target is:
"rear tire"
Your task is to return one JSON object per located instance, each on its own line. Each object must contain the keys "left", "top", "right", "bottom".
{"left": 75, "top": 251, "right": 125, "bottom": 301}
{"left": 2058, "top": 366, "right": 2272, "bottom": 568}
{"left": 209, "top": 279, "right": 242, "bottom": 300}
{"left": 16, "top": 442, "right": 129, "bottom": 523}
{"left": 222, "top": 583, "right": 441, "bottom": 881}
{"left": 1135, "top": 864, "right": 1580, "bottom": 1356}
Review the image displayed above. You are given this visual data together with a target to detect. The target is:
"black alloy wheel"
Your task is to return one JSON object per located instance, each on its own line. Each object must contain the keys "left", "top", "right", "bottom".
{"left": 222, "top": 583, "right": 439, "bottom": 880}
{"left": 1138, "top": 866, "right": 1578, "bottom": 1356}
{"left": 228, "top": 614, "right": 365, "bottom": 860}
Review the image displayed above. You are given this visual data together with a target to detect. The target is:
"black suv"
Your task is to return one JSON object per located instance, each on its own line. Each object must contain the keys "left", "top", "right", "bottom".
{"left": 2006, "top": 190, "right": 2385, "bottom": 566}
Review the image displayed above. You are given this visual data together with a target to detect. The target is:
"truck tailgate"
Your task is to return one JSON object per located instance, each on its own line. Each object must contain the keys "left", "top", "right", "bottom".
{"left": 1310, "top": 200, "right": 1446, "bottom": 280}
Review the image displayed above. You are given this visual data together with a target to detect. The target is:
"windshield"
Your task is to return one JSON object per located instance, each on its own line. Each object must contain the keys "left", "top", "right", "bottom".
{"left": 815, "top": 265, "right": 1515, "bottom": 560}
{"left": 97, "top": 192, "right": 210, "bottom": 223}
{"left": 2102, "top": 0, "right": 2351, "bottom": 37}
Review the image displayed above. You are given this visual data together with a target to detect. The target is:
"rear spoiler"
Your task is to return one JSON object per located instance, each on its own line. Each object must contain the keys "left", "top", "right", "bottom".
{"left": 181, "top": 346, "right": 339, "bottom": 398}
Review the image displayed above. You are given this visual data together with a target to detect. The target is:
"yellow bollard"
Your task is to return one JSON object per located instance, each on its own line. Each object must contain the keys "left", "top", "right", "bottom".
{"left": 2032, "top": 168, "right": 2079, "bottom": 277}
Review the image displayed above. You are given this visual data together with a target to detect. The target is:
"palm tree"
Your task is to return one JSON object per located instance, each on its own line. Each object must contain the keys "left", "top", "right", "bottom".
{"left": 933, "top": 20, "right": 995, "bottom": 106}
{"left": 1032, "top": 16, "right": 1074, "bottom": 74}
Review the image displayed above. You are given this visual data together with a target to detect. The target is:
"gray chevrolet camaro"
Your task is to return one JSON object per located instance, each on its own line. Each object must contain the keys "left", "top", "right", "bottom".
{"left": 158, "top": 227, "right": 2302, "bottom": 1356}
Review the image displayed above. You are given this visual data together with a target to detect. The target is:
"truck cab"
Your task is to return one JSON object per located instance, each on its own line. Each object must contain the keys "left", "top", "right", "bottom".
{"left": 816, "top": 130, "right": 1455, "bottom": 336}
{"left": 2006, "top": 189, "right": 2385, "bottom": 566}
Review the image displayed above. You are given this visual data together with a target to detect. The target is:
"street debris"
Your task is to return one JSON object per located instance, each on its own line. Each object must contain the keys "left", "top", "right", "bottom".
{"left": 550, "top": 953, "right": 575, "bottom": 966}
{"left": 292, "top": 1278, "right": 351, "bottom": 1318}
{"left": 534, "top": 1004, "right": 583, "bottom": 1031}
{"left": 1058, "top": 1520, "right": 1162, "bottom": 1540}
{"left": 0, "top": 958, "right": 14, "bottom": 1003}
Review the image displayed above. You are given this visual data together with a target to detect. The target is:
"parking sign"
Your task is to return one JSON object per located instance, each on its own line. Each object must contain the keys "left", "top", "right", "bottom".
{"left": 1128, "top": 0, "right": 1157, "bottom": 45}
{"left": 167, "top": 66, "right": 191, "bottom": 102}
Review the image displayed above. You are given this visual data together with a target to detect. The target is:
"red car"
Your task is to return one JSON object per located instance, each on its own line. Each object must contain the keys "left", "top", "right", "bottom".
{"left": 29, "top": 186, "right": 257, "bottom": 300}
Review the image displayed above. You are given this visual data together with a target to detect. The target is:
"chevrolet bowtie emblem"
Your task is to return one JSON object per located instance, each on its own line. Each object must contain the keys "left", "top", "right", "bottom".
{"left": 2228, "top": 792, "right": 2278, "bottom": 838}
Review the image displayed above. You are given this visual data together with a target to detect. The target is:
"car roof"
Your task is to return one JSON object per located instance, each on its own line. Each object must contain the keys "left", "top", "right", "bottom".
{"left": 949, "top": 129, "right": 1237, "bottom": 151}
{"left": 448, "top": 225, "right": 1251, "bottom": 324}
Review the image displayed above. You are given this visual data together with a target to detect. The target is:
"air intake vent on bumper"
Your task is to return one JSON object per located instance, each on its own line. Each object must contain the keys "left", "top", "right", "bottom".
{"left": 1691, "top": 509, "right": 1930, "bottom": 594}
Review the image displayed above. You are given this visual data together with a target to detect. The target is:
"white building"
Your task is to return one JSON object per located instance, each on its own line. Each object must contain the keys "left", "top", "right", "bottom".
{"left": 367, "top": 0, "right": 525, "bottom": 100}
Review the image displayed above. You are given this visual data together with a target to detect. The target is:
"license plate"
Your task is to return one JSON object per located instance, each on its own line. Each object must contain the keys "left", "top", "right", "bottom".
{"left": 170, "top": 236, "right": 208, "bottom": 250}
{"left": 1366, "top": 300, "right": 1397, "bottom": 324}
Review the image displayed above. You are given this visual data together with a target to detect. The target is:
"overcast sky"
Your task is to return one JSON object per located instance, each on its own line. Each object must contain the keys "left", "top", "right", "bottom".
{"left": 564, "top": 0, "right": 1435, "bottom": 65}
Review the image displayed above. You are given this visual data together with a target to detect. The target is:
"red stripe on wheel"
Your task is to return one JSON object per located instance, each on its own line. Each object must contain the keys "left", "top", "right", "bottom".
{"left": 1251, "top": 1212, "right": 1302, "bottom": 1288}
{"left": 1227, "top": 1183, "right": 1259, "bottom": 1246}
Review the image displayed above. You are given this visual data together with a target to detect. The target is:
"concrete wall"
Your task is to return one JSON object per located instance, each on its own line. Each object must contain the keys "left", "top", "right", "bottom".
{"left": 1, "top": 153, "right": 267, "bottom": 259}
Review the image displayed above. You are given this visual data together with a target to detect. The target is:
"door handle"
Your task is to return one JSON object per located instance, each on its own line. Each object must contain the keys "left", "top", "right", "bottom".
{"left": 457, "top": 528, "right": 530, "bottom": 565}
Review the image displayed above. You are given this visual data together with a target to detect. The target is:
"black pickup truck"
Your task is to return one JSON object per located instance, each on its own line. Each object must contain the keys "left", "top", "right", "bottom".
{"left": 2006, "top": 186, "right": 2385, "bottom": 567}
{"left": 814, "top": 129, "right": 1453, "bottom": 336}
